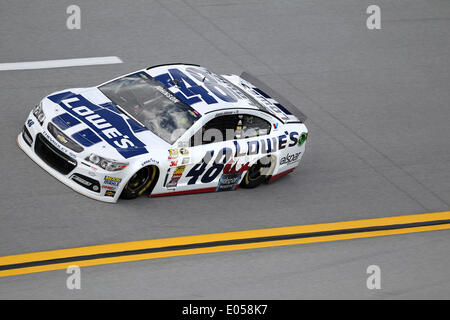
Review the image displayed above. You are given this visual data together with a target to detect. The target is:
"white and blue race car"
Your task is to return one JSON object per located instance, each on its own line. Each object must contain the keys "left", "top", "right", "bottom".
{"left": 18, "top": 63, "right": 308, "bottom": 203}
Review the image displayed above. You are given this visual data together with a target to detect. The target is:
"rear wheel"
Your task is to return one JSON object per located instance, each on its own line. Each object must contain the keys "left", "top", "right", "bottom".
{"left": 120, "top": 166, "right": 157, "bottom": 199}
{"left": 240, "top": 156, "right": 273, "bottom": 189}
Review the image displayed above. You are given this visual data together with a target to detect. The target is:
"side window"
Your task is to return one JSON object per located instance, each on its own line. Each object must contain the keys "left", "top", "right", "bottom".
{"left": 190, "top": 113, "right": 272, "bottom": 146}
{"left": 239, "top": 114, "right": 271, "bottom": 139}
{"left": 191, "top": 115, "right": 239, "bottom": 146}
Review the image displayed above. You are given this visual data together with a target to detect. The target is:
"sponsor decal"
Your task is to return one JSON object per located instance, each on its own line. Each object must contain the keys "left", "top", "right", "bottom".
{"left": 188, "top": 110, "right": 197, "bottom": 117}
{"left": 298, "top": 132, "right": 308, "bottom": 147}
{"left": 105, "top": 190, "right": 116, "bottom": 197}
{"left": 166, "top": 165, "right": 186, "bottom": 188}
{"left": 101, "top": 185, "right": 115, "bottom": 190}
{"left": 215, "top": 111, "right": 236, "bottom": 117}
{"left": 141, "top": 158, "right": 159, "bottom": 166}
{"left": 173, "top": 166, "right": 186, "bottom": 175}
{"left": 216, "top": 172, "right": 242, "bottom": 192}
{"left": 223, "top": 158, "right": 250, "bottom": 174}
{"left": 231, "top": 131, "right": 300, "bottom": 157}
{"left": 154, "top": 85, "right": 179, "bottom": 104}
{"left": 280, "top": 152, "right": 301, "bottom": 165}
{"left": 179, "top": 148, "right": 189, "bottom": 156}
{"left": 27, "top": 119, "right": 34, "bottom": 127}
{"left": 273, "top": 123, "right": 278, "bottom": 129}
{"left": 169, "top": 160, "right": 178, "bottom": 167}
{"left": 182, "top": 157, "right": 190, "bottom": 165}
{"left": 103, "top": 176, "right": 122, "bottom": 187}
{"left": 81, "top": 161, "right": 98, "bottom": 174}
{"left": 177, "top": 141, "right": 189, "bottom": 148}
{"left": 47, "top": 91, "right": 148, "bottom": 159}
{"left": 168, "top": 149, "right": 179, "bottom": 159}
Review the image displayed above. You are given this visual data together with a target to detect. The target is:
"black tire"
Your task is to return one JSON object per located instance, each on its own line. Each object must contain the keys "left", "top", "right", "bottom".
{"left": 120, "top": 166, "right": 157, "bottom": 199}
{"left": 240, "top": 156, "right": 273, "bottom": 189}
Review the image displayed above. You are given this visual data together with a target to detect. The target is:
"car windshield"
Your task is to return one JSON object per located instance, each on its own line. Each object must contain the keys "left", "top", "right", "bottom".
{"left": 99, "top": 71, "right": 202, "bottom": 144}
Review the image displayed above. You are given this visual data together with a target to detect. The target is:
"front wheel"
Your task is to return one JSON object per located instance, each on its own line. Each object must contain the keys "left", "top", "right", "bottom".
{"left": 240, "top": 156, "right": 273, "bottom": 189}
{"left": 120, "top": 166, "right": 157, "bottom": 199}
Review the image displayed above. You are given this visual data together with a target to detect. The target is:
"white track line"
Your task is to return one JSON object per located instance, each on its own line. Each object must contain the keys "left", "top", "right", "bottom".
{"left": 0, "top": 56, "right": 123, "bottom": 71}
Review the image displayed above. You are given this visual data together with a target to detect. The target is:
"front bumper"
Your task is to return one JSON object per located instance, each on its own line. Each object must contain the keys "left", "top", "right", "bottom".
{"left": 17, "top": 113, "right": 124, "bottom": 203}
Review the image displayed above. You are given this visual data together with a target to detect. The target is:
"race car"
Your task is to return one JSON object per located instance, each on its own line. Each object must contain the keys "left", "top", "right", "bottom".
{"left": 17, "top": 63, "right": 308, "bottom": 203}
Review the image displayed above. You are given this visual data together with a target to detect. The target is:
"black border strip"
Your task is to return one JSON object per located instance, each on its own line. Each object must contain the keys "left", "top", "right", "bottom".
{"left": 146, "top": 63, "right": 200, "bottom": 70}
{"left": 2, "top": 219, "right": 450, "bottom": 271}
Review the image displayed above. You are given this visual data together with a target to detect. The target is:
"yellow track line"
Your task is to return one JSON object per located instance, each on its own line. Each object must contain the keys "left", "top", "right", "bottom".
{"left": 0, "top": 211, "right": 449, "bottom": 277}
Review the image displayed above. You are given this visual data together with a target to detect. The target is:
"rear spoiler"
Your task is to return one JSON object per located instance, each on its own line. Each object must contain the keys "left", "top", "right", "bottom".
{"left": 240, "top": 72, "right": 307, "bottom": 123}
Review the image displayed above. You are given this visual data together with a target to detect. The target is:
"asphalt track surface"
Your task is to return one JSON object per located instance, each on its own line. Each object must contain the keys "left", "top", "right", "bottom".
{"left": 0, "top": 0, "right": 449, "bottom": 299}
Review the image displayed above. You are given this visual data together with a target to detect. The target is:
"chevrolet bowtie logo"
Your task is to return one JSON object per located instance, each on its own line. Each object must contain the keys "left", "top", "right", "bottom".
{"left": 56, "top": 134, "right": 68, "bottom": 144}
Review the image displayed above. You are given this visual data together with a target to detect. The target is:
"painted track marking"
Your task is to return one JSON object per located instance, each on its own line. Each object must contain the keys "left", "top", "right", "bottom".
{"left": 0, "top": 56, "right": 123, "bottom": 71}
{"left": 0, "top": 211, "right": 449, "bottom": 277}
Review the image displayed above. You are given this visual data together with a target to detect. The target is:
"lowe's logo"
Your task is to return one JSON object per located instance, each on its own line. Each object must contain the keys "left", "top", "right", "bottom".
{"left": 47, "top": 91, "right": 147, "bottom": 159}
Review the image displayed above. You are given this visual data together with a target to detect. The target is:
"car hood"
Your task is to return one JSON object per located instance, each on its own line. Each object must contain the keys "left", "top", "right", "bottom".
{"left": 43, "top": 87, "right": 170, "bottom": 161}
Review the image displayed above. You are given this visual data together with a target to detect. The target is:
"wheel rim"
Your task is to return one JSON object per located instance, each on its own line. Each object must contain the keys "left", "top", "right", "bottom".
{"left": 245, "top": 157, "right": 273, "bottom": 184}
{"left": 126, "top": 167, "right": 152, "bottom": 192}
{"left": 248, "top": 163, "right": 262, "bottom": 181}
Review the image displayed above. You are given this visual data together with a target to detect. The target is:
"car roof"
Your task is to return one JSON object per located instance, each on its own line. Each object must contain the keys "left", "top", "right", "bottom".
{"left": 145, "top": 64, "right": 260, "bottom": 117}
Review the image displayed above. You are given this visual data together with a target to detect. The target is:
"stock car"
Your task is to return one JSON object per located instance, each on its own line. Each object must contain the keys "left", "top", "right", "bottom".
{"left": 17, "top": 63, "right": 308, "bottom": 203}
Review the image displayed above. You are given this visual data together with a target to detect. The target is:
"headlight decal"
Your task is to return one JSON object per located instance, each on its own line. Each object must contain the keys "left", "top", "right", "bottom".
{"left": 86, "top": 153, "right": 128, "bottom": 172}
{"left": 32, "top": 103, "right": 45, "bottom": 125}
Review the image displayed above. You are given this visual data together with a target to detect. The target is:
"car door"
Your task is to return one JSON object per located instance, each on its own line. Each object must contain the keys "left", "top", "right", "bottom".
{"left": 163, "top": 113, "right": 239, "bottom": 193}
{"left": 165, "top": 111, "right": 275, "bottom": 193}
